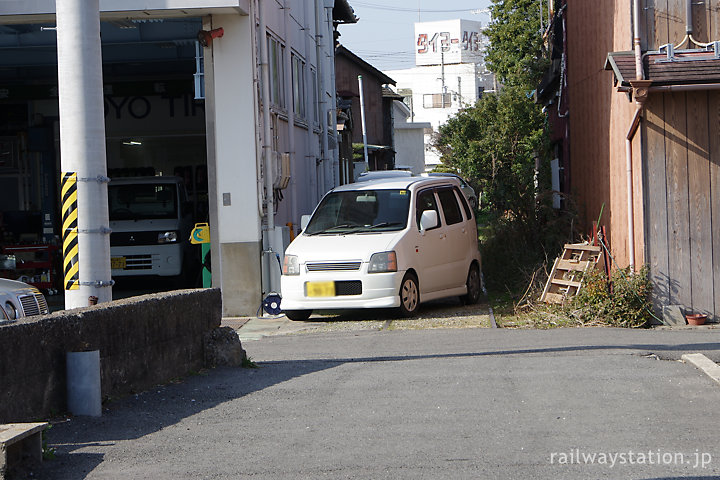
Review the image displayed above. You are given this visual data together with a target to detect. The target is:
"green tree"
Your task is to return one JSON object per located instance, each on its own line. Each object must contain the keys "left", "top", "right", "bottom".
{"left": 433, "top": 0, "right": 573, "bottom": 293}
{"left": 434, "top": 85, "right": 546, "bottom": 225}
{"left": 484, "top": 0, "right": 549, "bottom": 87}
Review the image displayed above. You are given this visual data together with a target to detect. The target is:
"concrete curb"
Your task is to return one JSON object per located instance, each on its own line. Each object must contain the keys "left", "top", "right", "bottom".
{"left": 681, "top": 353, "right": 720, "bottom": 386}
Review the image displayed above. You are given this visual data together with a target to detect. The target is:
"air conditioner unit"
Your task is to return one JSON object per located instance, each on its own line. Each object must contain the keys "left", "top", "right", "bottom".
{"left": 273, "top": 152, "right": 291, "bottom": 189}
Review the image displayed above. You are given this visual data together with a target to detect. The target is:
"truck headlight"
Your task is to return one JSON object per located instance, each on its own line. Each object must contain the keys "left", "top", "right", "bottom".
{"left": 282, "top": 255, "right": 300, "bottom": 275}
{"left": 368, "top": 251, "right": 397, "bottom": 273}
{"left": 158, "top": 231, "right": 178, "bottom": 243}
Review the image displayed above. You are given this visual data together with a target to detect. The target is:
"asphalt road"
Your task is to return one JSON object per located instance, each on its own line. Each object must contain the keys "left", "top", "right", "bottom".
{"left": 33, "top": 327, "right": 720, "bottom": 480}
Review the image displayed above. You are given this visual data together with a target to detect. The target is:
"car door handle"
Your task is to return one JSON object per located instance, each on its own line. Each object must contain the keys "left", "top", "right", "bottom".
{"left": 439, "top": 233, "right": 446, "bottom": 239}
{"left": 461, "top": 227, "right": 466, "bottom": 233}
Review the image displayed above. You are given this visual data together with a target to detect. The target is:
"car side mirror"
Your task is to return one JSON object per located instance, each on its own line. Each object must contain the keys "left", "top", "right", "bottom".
{"left": 419, "top": 210, "right": 438, "bottom": 231}
{"left": 300, "top": 214, "right": 312, "bottom": 231}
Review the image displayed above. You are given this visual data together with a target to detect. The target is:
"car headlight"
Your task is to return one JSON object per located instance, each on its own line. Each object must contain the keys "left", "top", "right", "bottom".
{"left": 368, "top": 251, "right": 397, "bottom": 273}
{"left": 158, "top": 231, "right": 178, "bottom": 243}
{"left": 4, "top": 301, "right": 17, "bottom": 320}
{"left": 282, "top": 255, "right": 300, "bottom": 275}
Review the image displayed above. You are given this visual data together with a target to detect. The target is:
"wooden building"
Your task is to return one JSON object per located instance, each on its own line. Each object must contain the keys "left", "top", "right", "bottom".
{"left": 543, "top": 0, "right": 720, "bottom": 321}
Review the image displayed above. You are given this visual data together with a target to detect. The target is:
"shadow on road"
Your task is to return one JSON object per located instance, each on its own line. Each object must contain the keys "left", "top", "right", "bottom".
{"left": 35, "top": 330, "right": 720, "bottom": 479}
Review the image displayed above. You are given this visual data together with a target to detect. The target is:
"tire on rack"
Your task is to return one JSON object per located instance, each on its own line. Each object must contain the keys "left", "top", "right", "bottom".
{"left": 397, "top": 272, "right": 420, "bottom": 317}
{"left": 284, "top": 309, "right": 313, "bottom": 321}
{"left": 460, "top": 263, "right": 481, "bottom": 305}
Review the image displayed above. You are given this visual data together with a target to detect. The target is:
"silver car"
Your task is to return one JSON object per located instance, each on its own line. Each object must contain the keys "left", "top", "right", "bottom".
{"left": 424, "top": 173, "right": 478, "bottom": 209}
{"left": 0, "top": 278, "right": 49, "bottom": 321}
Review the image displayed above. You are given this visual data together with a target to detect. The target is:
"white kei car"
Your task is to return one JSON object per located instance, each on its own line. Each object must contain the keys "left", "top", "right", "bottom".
{"left": 280, "top": 176, "right": 482, "bottom": 320}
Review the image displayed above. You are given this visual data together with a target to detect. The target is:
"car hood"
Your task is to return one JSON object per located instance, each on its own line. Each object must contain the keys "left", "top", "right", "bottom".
{"left": 286, "top": 232, "right": 398, "bottom": 263}
{"left": 0, "top": 278, "right": 36, "bottom": 294}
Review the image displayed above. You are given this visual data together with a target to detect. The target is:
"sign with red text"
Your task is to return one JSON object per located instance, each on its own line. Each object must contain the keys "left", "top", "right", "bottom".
{"left": 415, "top": 19, "right": 484, "bottom": 66}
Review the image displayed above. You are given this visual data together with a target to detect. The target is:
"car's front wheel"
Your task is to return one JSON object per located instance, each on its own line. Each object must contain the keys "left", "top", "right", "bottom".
{"left": 284, "top": 309, "right": 313, "bottom": 321}
{"left": 460, "top": 264, "right": 481, "bottom": 305}
{"left": 398, "top": 272, "right": 420, "bottom": 317}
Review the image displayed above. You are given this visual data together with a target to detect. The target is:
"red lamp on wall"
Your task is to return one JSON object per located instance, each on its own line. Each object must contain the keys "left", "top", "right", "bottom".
{"left": 197, "top": 27, "right": 224, "bottom": 48}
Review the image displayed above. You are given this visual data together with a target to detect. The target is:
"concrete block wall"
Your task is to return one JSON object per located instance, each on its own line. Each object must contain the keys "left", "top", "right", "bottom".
{"left": 0, "top": 288, "right": 221, "bottom": 423}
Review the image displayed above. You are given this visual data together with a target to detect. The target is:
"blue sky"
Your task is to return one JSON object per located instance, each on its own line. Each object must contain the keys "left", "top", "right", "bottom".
{"left": 337, "top": 0, "right": 492, "bottom": 72}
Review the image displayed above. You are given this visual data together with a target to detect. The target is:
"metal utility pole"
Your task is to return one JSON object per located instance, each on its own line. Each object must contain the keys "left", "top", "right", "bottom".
{"left": 440, "top": 51, "right": 446, "bottom": 108}
{"left": 358, "top": 75, "right": 369, "bottom": 171}
{"left": 56, "top": 0, "right": 113, "bottom": 308}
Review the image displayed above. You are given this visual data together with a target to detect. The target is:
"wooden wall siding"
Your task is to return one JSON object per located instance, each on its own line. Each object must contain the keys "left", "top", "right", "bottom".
{"left": 566, "top": 2, "right": 618, "bottom": 237}
{"left": 687, "top": 92, "right": 713, "bottom": 316}
{"left": 710, "top": 92, "right": 720, "bottom": 322}
{"left": 645, "top": 0, "right": 717, "bottom": 50}
{"left": 643, "top": 92, "right": 719, "bottom": 321}
{"left": 644, "top": 95, "right": 670, "bottom": 311}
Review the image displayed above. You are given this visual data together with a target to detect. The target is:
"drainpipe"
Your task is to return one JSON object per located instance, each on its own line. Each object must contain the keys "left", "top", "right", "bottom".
{"left": 283, "top": 0, "right": 297, "bottom": 227}
{"left": 358, "top": 75, "right": 369, "bottom": 170}
{"left": 314, "top": 0, "right": 328, "bottom": 198}
{"left": 623, "top": 0, "right": 652, "bottom": 272}
{"left": 326, "top": 5, "right": 339, "bottom": 186}
{"left": 633, "top": 0, "right": 643, "bottom": 81}
{"left": 258, "top": 0, "right": 277, "bottom": 290}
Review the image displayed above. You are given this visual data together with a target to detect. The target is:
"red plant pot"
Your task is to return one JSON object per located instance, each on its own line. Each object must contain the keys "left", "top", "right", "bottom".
{"left": 686, "top": 314, "right": 707, "bottom": 326}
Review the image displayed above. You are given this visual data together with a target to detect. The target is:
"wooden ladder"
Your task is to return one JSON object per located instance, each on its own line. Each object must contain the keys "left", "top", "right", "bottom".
{"left": 540, "top": 243, "right": 602, "bottom": 304}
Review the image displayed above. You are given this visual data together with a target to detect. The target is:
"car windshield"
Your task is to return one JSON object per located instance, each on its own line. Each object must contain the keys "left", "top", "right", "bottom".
{"left": 305, "top": 189, "right": 411, "bottom": 235}
{"left": 109, "top": 183, "right": 178, "bottom": 221}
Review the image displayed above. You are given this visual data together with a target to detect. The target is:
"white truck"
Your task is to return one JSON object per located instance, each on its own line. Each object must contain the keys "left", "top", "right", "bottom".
{"left": 108, "top": 176, "right": 195, "bottom": 282}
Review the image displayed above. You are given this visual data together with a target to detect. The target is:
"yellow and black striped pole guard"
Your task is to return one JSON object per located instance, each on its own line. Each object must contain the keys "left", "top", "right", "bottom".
{"left": 61, "top": 172, "right": 79, "bottom": 290}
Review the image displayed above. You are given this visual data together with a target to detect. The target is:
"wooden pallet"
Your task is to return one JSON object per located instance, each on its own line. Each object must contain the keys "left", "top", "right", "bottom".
{"left": 540, "top": 243, "right": 602, "bottom": 304}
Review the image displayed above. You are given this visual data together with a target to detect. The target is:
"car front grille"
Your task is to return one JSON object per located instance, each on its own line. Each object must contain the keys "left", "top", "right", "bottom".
{"left": 19, "top": 293, "right": 49, "bottom": 317}
{"left": 306, "top": 262, "right": 362, "bottom": 272}
{"left": 335, "top": 281, "right": 362, "bottom": 296}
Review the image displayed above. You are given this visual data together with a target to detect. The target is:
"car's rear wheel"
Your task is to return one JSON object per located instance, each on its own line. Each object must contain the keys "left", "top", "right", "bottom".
{"left": 398, "top": 272, "right": 419, "bottom": 317}
{"left": 460, "top": 264, "right": 481, "bottom": 305}
{"left": 284, "top": 309, "right": 313, "bottom": 321}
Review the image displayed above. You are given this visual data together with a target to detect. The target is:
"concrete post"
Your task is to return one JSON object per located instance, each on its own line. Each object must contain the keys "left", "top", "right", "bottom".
{"left": 56, "top": 0, "right": 112, "bottom": 308}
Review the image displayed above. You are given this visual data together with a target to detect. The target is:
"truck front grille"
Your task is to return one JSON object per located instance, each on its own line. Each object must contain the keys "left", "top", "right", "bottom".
{"left": 110, "top": 231, "right": 164, "bottom": 247}
{"left": 124, "top": 255, "right": 153, "bottom": 270}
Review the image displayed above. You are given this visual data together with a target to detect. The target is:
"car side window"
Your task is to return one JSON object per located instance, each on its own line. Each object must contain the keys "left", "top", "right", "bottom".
{"left": 454, "top": 186, "right": 472, "bottom": 220}
{"left": 437, "top": 187, "right": 463, "bottom": 225}
{"left": 415, "top": 189, "right": 440, "bottom": 230}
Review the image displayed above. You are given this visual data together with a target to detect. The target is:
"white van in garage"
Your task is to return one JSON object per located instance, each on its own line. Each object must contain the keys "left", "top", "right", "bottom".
{"left": 108, "top": 176, "right": 194, "bottom": 281}
{"left": 280, "top": 176, "right": 482, "bottom": 320}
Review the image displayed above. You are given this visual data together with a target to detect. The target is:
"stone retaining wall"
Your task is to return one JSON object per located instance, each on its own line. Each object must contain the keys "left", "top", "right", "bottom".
{"left": 0, "top": 288, "right": 221, "bottom": 423}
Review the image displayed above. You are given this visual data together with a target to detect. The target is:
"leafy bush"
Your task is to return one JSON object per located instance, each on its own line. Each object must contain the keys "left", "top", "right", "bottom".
{"left": 570, "top": 265, "right": 653, "bottom": 328}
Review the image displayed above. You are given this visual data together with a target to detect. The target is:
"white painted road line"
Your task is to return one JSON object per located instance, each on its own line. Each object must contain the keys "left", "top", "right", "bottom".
{"left": 682, "top": 353, "right": 720, "bottom": 386}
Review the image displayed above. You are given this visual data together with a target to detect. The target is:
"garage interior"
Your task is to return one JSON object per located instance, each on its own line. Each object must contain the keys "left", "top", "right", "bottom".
{"left": 0, "top": 16, "right": 209, "bottom": 293}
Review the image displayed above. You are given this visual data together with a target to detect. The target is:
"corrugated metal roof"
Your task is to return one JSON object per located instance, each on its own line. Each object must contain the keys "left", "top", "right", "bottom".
{"left": 605, "top": 49, "right": 720, "bottom": 87}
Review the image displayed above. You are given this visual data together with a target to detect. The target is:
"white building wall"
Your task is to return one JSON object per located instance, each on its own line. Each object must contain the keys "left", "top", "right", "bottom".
{"left": 385, "top": 18, "right": 494, "bottom": 172}
{"left": 210, "top": 14, "right": 260, "bottom": 245}
{"left": 392, "top": 101, "right": 429, "bottom": 174}
{"left": 203, "top": 1, "right": 338, "bottom": 315}
{"left": 386, "top": 63, "right": 481, "bottom": 130}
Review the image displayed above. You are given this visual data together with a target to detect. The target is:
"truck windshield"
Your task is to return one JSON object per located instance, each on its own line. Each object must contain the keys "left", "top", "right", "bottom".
{"left": 109, "top": 184, "right": 178, "bottom": 221}
{"left": 304, "top": 189, "right": 410, "bottom": 235}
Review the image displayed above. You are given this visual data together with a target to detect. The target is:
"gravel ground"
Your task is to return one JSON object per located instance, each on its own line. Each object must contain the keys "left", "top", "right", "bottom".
{"left": 281, "top": 299, "right": 492, "bottom": 335}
